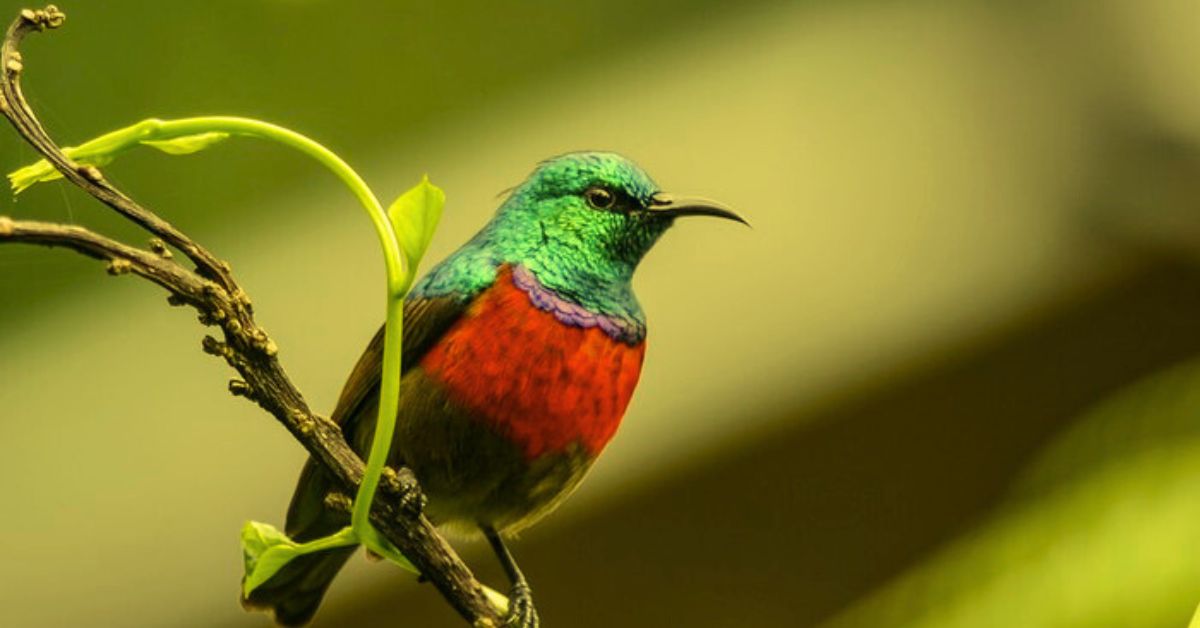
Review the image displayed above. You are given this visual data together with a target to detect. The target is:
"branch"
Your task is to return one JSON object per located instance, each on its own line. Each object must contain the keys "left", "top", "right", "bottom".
{"left": 0, "top": 7, "right": 502, "bottom": 627}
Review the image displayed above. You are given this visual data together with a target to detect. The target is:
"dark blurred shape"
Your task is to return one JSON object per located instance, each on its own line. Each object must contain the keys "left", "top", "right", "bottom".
{"left": 1086, "top": 125, "right": 1200, "bottom": 264}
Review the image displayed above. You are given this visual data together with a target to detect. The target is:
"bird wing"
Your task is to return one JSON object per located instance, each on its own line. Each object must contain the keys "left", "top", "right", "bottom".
{"left": 282, "top": 292, "right": 476, "bottom": 543}
{"left": 329, "top": 294, "right": 471, "bottom": 426}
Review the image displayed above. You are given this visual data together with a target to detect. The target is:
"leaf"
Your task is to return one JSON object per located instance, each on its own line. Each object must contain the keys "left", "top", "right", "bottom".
{"left": 140, "top": 131, "right": 229, "bottom": 155}
{"left": 7, "top": 154, "right": 114, "bottom": 194}
{"left": 240, "top": 521, "right": 301, "bottom": 595}
{"left": 386, "top": 175, "right": 445, "bottom": 289}
{"left": 7, "top": 120, "right": 228, "bottom": 195}
{"left": 240, "top": 521, "right": 361, "bottom": 596}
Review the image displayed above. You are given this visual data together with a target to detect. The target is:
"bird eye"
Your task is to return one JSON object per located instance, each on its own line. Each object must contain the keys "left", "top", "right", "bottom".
{"left": 584, "top": 187, "right": 615, "bottom": 210}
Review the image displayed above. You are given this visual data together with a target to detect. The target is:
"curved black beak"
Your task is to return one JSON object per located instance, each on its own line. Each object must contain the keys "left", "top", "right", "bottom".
{"left": 644, "top": 193, "right": 749, "bottom": 226}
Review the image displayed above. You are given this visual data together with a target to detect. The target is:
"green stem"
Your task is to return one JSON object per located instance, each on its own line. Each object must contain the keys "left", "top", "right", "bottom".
{"left": 141, "top": 117, "right": 409, "bottom": 562}
{"left": 156, "top": 117, "right": 408, "bottom": 292}
{"left": 165, "top": 118, "right": 410, "bottom": 542}
{"left": 353, "top": 294, "right": 404, "bottom": 528}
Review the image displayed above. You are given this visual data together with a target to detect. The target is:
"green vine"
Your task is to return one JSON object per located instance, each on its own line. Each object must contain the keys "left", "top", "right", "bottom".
{"left": 10, "top": 116, "right": 445, "bottom": 592}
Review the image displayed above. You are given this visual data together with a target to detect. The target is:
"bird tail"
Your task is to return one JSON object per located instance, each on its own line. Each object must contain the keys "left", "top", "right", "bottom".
{"left": 241, "top": 459, "right": 356, "bottom": 626}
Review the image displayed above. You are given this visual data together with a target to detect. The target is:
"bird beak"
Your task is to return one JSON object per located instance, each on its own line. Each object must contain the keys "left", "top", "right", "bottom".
{"left": 644, "top": 193, "right": 749, "bottom": 226}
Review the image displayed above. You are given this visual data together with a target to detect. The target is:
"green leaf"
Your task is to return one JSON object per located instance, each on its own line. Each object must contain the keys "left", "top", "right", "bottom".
{"left": 7, "top": 121, "right": 231, "bottom": 195}
{"left": 240, "top": 522, "right": 361, "bottom": 596}
{"left": 240, "top": 521, "right": 301, "bottom": 595}
{"left": 141, "top": 131, "right": 229, "bottom": 155}
{"left": 9, "top": 155, "right": 109, "bottom": 194}
{"left": 386, "top": 175, "right": 445, "bottom": 289}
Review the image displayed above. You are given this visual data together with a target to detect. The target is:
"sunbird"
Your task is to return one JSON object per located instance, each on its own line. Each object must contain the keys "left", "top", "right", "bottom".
{"left": 244, "top": 152, "right": 746, "bottom": 626}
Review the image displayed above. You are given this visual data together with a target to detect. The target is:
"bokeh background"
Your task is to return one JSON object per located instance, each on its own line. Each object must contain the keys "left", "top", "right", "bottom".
{"left": 2, "top": 0, "right": 1199, "bottom": 626}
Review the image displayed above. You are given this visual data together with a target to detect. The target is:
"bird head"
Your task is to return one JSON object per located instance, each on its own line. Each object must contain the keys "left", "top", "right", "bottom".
{"left": 486, "top": 152, "right": 745, "bottom": 288}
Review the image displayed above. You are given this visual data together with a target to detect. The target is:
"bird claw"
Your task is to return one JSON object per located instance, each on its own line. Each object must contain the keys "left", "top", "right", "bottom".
{"left": 384, "top": 467, "right": 427, "bottom": 518}
{"left": 398, "top": 486, "right": 427, "bottom": 519}
{"left": 504, "top": 582, "right": 539, "bottom": 628}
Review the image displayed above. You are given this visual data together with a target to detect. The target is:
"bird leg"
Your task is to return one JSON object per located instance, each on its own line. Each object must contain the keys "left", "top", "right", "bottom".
{"left": 482, "top": 525, "right": 540, "bottom": 628}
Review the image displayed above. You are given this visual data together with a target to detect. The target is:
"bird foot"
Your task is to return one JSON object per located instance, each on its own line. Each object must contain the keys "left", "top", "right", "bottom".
{"left": 383, "top": 466, "right": 427, "bottom": 518}
{"left": 504, "top": 582, "right": 539, "bottom": 628}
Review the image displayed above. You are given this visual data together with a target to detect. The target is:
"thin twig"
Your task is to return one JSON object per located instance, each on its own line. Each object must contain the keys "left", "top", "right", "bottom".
{"left": 0, "top": 6, "right": 502, "bottom": 626}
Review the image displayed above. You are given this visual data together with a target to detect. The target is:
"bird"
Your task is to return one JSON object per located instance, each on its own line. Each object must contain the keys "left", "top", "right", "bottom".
{"left": 242, "top": 151, "right": 745, "bottom": 626}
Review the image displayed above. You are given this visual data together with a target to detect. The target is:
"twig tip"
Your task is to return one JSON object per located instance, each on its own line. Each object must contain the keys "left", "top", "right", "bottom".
{"left": 228, "top": 379, "right": 253, "bottom": 398}
{"left": 20, "top": 6, "right": 65, "bottom": 30}
{"left": 201, "top": 335, "right": 228, "bottom": 357}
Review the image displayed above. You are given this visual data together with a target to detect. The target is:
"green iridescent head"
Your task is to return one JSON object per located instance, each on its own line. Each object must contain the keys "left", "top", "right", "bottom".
{"left": 414, "top": 151, "right": 743, "bottom": 321}
{"left": 489, "top": 151, "right": 742, "bottom": 282}
{"left": 495, "top": 152, "right": 668, "bottom": 275}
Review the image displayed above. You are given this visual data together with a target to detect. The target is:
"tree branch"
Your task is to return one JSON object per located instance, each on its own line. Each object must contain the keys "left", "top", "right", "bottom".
{"left": 0, "top": 7, "right": 502, "bottom": 627}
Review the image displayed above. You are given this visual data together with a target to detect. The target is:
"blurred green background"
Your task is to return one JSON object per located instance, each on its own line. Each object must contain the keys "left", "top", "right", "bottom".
{"left": 2, "top": 0, "right": 1199, "bottom": 626}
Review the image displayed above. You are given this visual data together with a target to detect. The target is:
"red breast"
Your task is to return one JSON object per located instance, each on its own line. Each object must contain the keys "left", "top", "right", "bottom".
{"left": 418, "top": 267, "right": 646, "bottom": 460}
